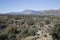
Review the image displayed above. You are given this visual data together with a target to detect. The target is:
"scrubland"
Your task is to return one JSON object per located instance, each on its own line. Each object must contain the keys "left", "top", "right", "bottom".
{"left": 0, "top": 15, "right": 60, "bottom": 40}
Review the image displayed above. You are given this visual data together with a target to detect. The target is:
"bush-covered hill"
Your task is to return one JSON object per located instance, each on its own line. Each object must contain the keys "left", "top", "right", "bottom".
{"left": 0, "top": 15, "right": 60, "bottom": 40}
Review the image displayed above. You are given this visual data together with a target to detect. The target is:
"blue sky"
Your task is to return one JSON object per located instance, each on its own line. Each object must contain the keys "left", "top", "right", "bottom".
{"left": 0, "top": 0, "right": 60, "bottom": 13}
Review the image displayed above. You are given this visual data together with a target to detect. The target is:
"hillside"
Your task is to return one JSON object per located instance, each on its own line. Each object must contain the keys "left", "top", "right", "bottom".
{"left": 0, "top": 15, "right": 60, "bottom": 40}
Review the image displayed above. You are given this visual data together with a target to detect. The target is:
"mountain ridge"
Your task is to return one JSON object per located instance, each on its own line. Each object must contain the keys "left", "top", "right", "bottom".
{"left": 1, "top": 9, "right": 60, "bottom": 15}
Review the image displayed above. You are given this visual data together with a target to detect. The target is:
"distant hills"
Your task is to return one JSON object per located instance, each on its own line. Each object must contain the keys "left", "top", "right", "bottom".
{"left": 6, "top": 9, "right": 39, "bottom": 15}
{"left": 1, "top": 9, "right": 60, "bottom": 15}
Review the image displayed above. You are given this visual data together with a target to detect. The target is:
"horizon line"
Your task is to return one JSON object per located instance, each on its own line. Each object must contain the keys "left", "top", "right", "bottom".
{"left": 0, "top": 8, "right": 60, "bottom": 13}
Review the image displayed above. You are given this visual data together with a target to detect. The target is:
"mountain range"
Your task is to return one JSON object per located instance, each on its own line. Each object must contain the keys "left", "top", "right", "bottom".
{"left": 1, "top": 9, "right": 60, "bottom": 16}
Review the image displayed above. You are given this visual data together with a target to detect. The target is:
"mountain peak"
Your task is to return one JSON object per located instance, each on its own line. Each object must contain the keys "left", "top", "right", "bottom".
{"left": 23, "top": 9, "right": 32, "bottom": 11}
{"left": 21, "top": 9, "right": 37, "bottom": 14}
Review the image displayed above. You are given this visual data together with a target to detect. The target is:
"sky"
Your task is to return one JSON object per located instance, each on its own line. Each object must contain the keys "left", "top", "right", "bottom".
{"left": 0, "top": 0, "right": 60, "bottom": 13}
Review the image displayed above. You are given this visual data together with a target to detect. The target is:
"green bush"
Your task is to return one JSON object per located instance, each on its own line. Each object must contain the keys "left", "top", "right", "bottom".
{"left": 50, "top": 24, "right": 60, "bottom": 40}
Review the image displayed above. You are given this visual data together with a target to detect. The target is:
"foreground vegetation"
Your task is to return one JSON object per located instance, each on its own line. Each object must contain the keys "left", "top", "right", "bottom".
{"left": 0, "top": 15, "right": 60, "bottom": 40}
